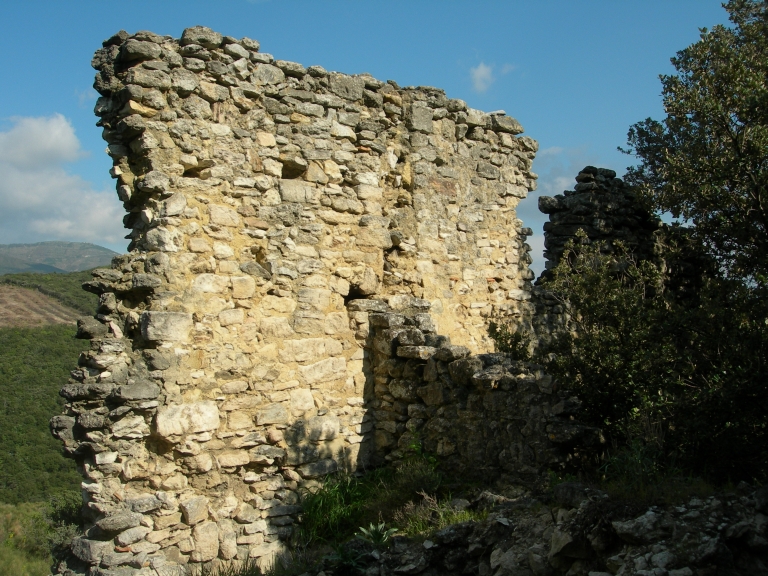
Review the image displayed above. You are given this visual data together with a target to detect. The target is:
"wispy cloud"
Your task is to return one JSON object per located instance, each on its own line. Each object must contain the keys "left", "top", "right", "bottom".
{"left": 0, "top": 115, "right": 125, "bottom": 250}
{"left": 76, "top": 89, "right": 96, "bottom": 109}
{"left": 501, "top": 63, "right": 516, "bottom": 75}
{"left": 470, "top": 62, "right": 494, "bottom": 93}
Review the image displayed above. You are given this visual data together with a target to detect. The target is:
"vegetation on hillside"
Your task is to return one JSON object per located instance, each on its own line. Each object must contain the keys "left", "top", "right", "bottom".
{"left": 0, "top": 271, "right": 98, "bottom": 315}
{"left": 0, "top": 324, "right": 86, "bottom": 504}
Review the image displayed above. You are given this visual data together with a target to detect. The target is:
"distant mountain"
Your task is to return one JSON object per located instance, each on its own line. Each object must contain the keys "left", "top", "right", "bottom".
{"left": 0, "top": 242, "right": 119, "bottom": 275}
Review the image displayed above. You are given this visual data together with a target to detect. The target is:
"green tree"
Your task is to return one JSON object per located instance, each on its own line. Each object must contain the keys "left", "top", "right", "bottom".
{"left": 624, "top": 0, "right": 768, "bottom": 283}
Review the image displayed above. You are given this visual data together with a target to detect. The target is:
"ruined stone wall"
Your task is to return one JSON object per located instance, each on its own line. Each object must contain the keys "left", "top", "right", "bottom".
{"left": 532, "top": 166, "right": 662, "bottom": 339}
{"left": 52, "top": 26, "right": 542, "bottom": 574}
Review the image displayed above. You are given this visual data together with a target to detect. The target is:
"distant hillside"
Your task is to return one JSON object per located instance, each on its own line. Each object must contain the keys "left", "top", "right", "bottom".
{"left": 0, "top": 242, "right": 118, "bottom": 275}
{"left": 0, "top": 270, "right": 99, "bottom": 315}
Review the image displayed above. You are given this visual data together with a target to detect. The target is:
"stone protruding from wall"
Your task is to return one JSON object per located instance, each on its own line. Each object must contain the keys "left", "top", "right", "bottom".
{"left": 52, "top": 26, "right": 540, "bottom": 574}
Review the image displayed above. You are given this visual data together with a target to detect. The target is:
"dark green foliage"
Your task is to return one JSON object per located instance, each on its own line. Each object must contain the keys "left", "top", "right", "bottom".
{"left": 487, "top": 320, "right": 531, "bottom": 360}
{"left": 0, "top": 325, "right": 86, "bottom": 504}
{"left": 624, "top": 0, "right": 768, "bottom": 284}
{"left": 0, "top": 271, "right": 98, "bottom": 315}
{"left": 512, "top": 233, "right": 768, "bottom": 484}
{"left": 298, "top": 453, "right": 443, "bottom": 545}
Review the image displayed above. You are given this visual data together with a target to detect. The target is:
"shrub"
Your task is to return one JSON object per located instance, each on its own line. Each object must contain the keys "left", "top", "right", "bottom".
{"left": 491, "top": 230, "right": 768, "bottom": 484}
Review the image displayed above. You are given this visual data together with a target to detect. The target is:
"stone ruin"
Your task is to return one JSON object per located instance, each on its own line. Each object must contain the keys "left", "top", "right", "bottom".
{"left": 51, "top": 26, "right": 600, "bottom": 575}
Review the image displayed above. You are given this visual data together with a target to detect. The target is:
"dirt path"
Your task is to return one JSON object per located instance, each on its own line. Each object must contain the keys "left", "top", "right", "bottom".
{"left": 0, "top": 285, "right": 81, "bottom": 328}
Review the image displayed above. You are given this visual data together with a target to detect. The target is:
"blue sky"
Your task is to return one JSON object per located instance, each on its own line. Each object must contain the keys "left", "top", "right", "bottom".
{"left": 0, "top": 0, "right": 728, "bottom": 273}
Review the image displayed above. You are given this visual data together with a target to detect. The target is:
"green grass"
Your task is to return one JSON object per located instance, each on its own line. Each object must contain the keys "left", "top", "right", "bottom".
{"left": 298, "top": 455, "right": 443, "bottom": 545}
{"left": 0, "top": 270, "right": 99, "bottom": 315}
{"left": 0, "top": 324, "right": 86, "bottom": 504}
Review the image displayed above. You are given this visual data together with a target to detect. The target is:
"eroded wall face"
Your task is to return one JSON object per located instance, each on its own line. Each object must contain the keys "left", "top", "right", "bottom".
{"left": 53, "top": 26, "right": 538, "bottom": 572}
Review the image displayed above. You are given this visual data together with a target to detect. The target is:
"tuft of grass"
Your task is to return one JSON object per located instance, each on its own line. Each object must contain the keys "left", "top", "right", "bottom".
{"left": 298, "top": 452, "right": 444, "bottom": 545}
{"left": 392, "top": 492, "right": 487, "bottom": 537}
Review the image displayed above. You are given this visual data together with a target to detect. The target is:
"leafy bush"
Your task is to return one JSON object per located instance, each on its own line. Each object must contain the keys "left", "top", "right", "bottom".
{"left": 493, "top": 231, "right": 768, "bottom": 484}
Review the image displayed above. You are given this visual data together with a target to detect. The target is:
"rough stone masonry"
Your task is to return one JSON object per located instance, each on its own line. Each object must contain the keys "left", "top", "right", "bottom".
{"left": 49, "top": 26, "right": 580, "bottom": 575}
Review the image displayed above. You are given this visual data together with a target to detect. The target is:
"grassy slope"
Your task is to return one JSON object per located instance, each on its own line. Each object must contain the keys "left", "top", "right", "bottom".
{"left": 0, "top": 324, "right": 86, "bottom": 504}
{"left": 0, "top": 271, "right": 98, "bottom": 315}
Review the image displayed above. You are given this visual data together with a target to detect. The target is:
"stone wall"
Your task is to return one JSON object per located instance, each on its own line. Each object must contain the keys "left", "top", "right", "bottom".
{"left": 532, "top": 166, "right": 662, "bottom": 339}
{"left": 51, "top": 26, "right": 545, "bottom": 574}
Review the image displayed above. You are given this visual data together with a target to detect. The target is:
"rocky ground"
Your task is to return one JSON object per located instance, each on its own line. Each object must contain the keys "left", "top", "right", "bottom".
{"left": 302, "top": 482, "right": 768, "bottom": 576}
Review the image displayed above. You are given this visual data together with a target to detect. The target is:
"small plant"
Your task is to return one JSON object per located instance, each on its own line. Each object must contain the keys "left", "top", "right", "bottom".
{"left": 392, "top": 492, "right": 487, "bottom": 536}
{"left": 487, "top": 320, "right": 532, "bottom": 361}
{"left": 547, "top": 470, "right": 579, "bottom": 488}
{"left": 355, "top": 522, "right": 397, "bottom": 548}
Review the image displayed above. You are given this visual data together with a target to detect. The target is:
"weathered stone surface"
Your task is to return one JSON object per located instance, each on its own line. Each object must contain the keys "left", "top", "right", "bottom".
{"left": 155, "top": 401, "right": 220, "bottom": 439}
{"left": 190, "top": 521, "right": 219, "bottom": 562}
{"left": 140, "top": 311, "right": 193, "bottom": 342}
{"left": 180, "top": 495, "right": 209, "bottom": 525}
{"left": 96, "top": 511, "right": 142, "bottom": 533}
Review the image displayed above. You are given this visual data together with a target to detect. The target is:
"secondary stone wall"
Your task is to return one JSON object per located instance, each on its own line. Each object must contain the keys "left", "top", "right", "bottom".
{"left": 52, "top": 26, "right": 541, "bottom": 574}
{"left": 532, "top": 166, "right": 662, "bottom": 340}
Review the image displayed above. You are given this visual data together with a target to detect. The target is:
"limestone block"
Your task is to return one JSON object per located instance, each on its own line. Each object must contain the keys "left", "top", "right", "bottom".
{"left": 70, "top": 537, "right": 112, "bottom": 565}
{"left": 260, "top": 316, "right": 294, "bottom": 338}
{"left": 213, "top": 242, "right": 234, "bottom": 259}
{"left": 209, "top": 205, "right": 242, "bottom": 227}
{"left": 192, "top": 274, "right": 231, "bottom": 293}
{"left": 324, "top": 311, "right": 348, "bottom": 334}
{"left": 156, "top": 401, "right": 220, "bottom": 439}
{"left": 189, "top": 237, "right": 211, "bottom": 253}
{"left": 297, "top": 288, "right": 331, "bottom": 311}
{"left": 111, "top": 415, "right": 150, "bottom": 439}
{"left": 140, "top": 311, "right": 193, "bottom": 342}
{"left": 232, "top": 276, "right": 256, "bottom": 299}
{"left": 96, "top": 512, "right": 143, "bottom": 533}
{"left": 279, "top": 337, "right": 343, "bottom": 364}
{"left": 298, "top": 458, "right": 338, "bottom": 478}
{"left": 191, "top": 521, "right": 219, "bottom": 562}
{"left": 161, "top": 192, "right": 187, "bottom": 216}
{"left": 228, "top": 411, "right": 253, "bottom": 430}
{"left": 356, "top": 226, "right": 393, "bottom": 249}
{"left": 328, "top": 73, "right": 365, "bottom": 101}
{"left": 217, "top": 450, "right": 250, "bottom": 468}
{"left": 308, "top": 415, "right": 340, "bottom": 441}
{"left": 252, "top": 64, "right": 285, "bottom": 85}
{"left": 180, "top": 495, "right": 209, "bottom": 525}
{"left": 219, "top": 308, "right": 244, "bottom": 326}
{"left": 255, "top": 131, "right": 277, "bottom": 147}
{"left": 290, "top": 388, "right": 315, "bottom": 412}
{"left": 279, "top": 179, "right": 317, "bottom": 203}
{"left": 221, "top": 380, "right": 249, "bottom": 394}
{"left": 116, "top": 525, "right": 151, "bottom": 546}
{"left": 256, "top": 403, "right": 289, "bottom": 425}
{"left": 299, "top": 356, "right": 347, "bottom": 385}
{"left": 145, "top": 227, "right": 182, "bottom": 252}
{"left": 330, "top": 121, "right": 356, "bottom": 141}
{"left": 409, "top": 104, "right": 434, "bottom": 134}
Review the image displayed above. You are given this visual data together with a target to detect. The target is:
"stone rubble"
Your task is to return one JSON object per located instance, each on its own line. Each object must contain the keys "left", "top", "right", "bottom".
{"left": 308, "top": 483, "right": 768, "bottom": 576}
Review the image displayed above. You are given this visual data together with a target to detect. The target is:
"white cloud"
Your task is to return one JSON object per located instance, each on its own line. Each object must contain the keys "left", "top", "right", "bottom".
{"left": 501, "top": 63, "right": 516, "bottom": 75}
{"left": 0, "top": 115, "right": 126, "bottom": 250}
{"left": 470, "top": 62, "right": 494, "bottom": 93}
